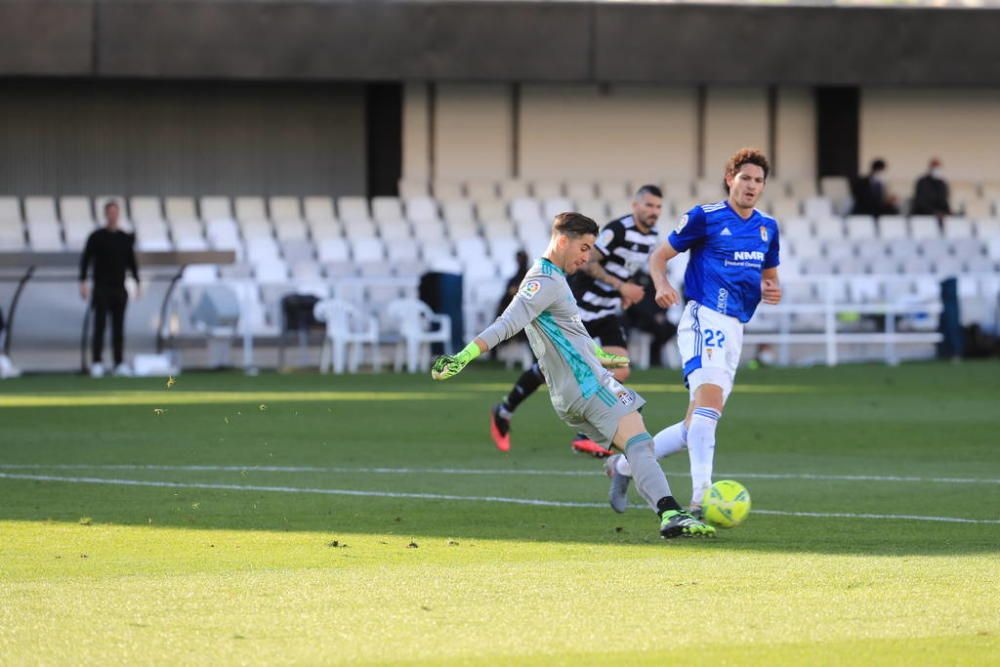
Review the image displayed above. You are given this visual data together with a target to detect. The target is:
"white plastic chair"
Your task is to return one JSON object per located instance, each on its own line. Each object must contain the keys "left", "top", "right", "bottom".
{"left": 314, "top": 299, "right": 381, "bottom": 374}
{"left": 385, "top": 298, "right": 452, "bottom": 373}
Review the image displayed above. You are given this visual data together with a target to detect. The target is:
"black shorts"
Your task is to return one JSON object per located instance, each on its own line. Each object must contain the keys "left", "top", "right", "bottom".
{"left": 584, "top": 315, "right": 627, "bottom": 348}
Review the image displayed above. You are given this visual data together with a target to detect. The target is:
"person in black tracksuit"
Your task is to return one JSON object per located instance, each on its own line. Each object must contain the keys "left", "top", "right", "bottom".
{"left": 79, "top": 200, "right": 139, "bottom": 375}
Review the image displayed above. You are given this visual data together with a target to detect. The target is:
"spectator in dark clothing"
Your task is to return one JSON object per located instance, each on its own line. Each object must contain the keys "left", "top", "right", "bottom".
{"left": 79, "top": 200, "right": 139, "bottom": 377}
{"left": 851, "top": 158, "right": 899, "bottom": 217}
{"left": 624, "top": 272, "right": 677, "bottom": 368}
{"left": 911, "top": 157, "right": 952, "bottom": 220}
{"left": 493, "top": 249, "right": 530, "bottom": 354}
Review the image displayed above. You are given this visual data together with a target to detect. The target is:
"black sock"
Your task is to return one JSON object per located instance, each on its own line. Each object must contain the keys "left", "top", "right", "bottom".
{"left": 503, "top": 363, "right": 544, "bottom": 413}
{"left": 656, "top": 496, "right": 682, "bottom": 516}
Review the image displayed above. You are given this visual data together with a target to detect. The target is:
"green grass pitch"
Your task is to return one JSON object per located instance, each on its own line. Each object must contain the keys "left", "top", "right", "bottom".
{"left": 1, "top": 361, "right": 998, "bottom": 665}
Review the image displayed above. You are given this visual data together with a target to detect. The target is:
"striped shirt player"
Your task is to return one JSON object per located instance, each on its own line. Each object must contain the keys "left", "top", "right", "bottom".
{"left": 604, "top": 149, "right": 783, "bottom": 516}
{"left": 489, "top": 186, "right": 664, "bottom": 456}
{"left": 571, "top": 212, "right": 661, "bottom": 347}
{"left": 431, "top": 212, "right": 715, "bottom": 539}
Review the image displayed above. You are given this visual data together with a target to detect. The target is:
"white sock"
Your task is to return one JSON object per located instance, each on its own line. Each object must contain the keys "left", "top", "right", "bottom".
{"left": 614, "top": 421, "right": 688, "bottom": 478}
{"left": 687, "top": 407, "right": 721, "bottom": 507}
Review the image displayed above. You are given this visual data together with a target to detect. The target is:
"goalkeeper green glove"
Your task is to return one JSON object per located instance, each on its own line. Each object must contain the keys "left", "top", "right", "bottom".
{"left": 431, "top": 341, "right": 482, "bottom": 380}
{"left": 595, "top": 344, "right": 629, "bottom": 369}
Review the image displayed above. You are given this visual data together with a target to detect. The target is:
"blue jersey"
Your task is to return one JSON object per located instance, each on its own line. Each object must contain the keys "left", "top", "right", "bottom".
{"left": 667, "top": 200, "right": 780, "bottom": 323}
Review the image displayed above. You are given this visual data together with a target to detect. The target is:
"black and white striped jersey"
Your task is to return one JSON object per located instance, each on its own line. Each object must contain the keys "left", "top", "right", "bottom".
{"left": 571, "top": 214, "right": 660, "bottom": 322}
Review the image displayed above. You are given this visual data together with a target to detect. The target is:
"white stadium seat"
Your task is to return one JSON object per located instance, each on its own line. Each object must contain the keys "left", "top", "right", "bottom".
{"left": 566, "top": 182, "right": 596, "bottom": 200}
{"left": 200, "top": 196, "right": 233, "bottom": 221}
{"left": 844, "top": 215, "right": 877, "bottom": 241}
{"left": 542, "top": 197, "right": 573, "bottom": 221}
{"left": 909, "top": 215, "right": 941, "bottom": 240}
{"left": 351, "top": 237, "right": 386, "bottom": 264}
{"left": 532, "top": 181, "right": 563, "bottom": 199}
{"left": 317, "top": 238, "right": 350, "bottom": 263}
{"left": 405, "top": 196, "right": 440, "bottom": 224}
{"left": 574, "top": 199, "right": 608, "bottom": 223}
{"left": 372, "top": 196, "right": 405, "bottom": 223}
{"left": 412, "top": 218, "right": 446, "bottom": 243}
{"left": 877, "top": 216, "right": 908, "bottom": 240}
{"left": 165, "top": 197, "right": 198, "bottom": 223}
{"left": 445, "top": 219, "right": 479, "bottom": 241}
{"left": 342, "top": 218, "right": 377, "bottom": 239}
{"left": 509, "top": 197, "right": 544, "bottom": 225}
{"left": 303, "top": 196, "right": 336, "bottom": 222}
{"left": 234, "top": 196, "right": 268, "bottom": 223}
{"left": 433, "top": 181, "right": 466, "bottom": 201}
{"left": 442, "top": 200, "right": 475, "bottom": 226}
{"left": 498, "top": 179, "right": 530, "bottom": 200}
{"left": 269, "top": 196, "right": 301, "bottom": 221}
{"left": 378, "top": 219, "right": 412, "bottom": 241}
{"left": 812, "top": 217, "right": 845, "bottom": 241}
{"left": 464, "top": 181, "right": 497, "bottom": 202}
{"left": 60, "top": 197, "right": 96, "bottom": 250}
{"left": 338, "top": 196, "right": 371, "bottom": 224}
{"left": 942, "top": 216, "right": 974, "bottom": 240}
{"left": 24, "top": 196, "right": 58, "bottom": 223}
{"left": 596, "top": 181, "right": 630, "bottom": 200}
{"left": 803, "top": 197, "right": 834, "bottom": 220}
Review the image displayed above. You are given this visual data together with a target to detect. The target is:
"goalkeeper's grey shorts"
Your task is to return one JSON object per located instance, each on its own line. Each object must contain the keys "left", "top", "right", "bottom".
{"left": 555, "top": 382, "right": 646, "bottom": 448}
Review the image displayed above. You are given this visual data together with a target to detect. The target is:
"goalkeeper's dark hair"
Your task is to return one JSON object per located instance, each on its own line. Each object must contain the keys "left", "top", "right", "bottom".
{"left": 552, "top": 212, "right": 598, "bottom": 238}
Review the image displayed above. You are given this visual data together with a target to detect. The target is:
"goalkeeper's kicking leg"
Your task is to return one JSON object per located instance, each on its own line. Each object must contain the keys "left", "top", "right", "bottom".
{"left": 605, "top": 411, "right": 714, "bottom": 538}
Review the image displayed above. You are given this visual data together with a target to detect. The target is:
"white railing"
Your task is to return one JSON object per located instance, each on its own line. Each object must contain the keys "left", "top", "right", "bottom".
{"left": 744, "top": 273, "right": 973, "bottom": 366}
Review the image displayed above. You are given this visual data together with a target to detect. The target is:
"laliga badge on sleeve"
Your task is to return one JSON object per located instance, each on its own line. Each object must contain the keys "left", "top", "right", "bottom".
{"left": 520, "top": 279, "right": 542, "bottom": 300}
{"left": 675, "top": 214, "right": 688, "bottom": 233}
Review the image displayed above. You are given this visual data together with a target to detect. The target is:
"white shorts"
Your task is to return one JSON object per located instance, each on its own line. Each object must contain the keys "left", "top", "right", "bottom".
{"left": 677, "top": 301, "right": 744, "bottom": 402}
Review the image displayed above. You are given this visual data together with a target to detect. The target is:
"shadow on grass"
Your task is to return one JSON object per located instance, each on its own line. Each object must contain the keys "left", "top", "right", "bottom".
{"left": 2, "top": 477, "right": 997, "bottom": 558}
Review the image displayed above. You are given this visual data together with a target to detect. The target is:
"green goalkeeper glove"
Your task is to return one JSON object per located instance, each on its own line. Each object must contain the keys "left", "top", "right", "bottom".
{"left": 431, "top": 341, "right": 482, "bottom": 380}
{"left": 595, "top": 344, "right": 629, "bottom": 369}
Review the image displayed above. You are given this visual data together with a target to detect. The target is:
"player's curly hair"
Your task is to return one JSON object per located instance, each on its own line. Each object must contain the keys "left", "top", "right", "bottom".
{"left": 552, "top": 212, "right": 599, "bottom": 238}
{"left": 725, "top": 147, "right": 770, "bottom": 184}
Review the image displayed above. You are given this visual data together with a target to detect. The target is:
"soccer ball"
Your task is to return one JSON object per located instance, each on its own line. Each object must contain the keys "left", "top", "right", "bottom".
{"left": 702, "top": 480, "right": 751, "bottom": 528}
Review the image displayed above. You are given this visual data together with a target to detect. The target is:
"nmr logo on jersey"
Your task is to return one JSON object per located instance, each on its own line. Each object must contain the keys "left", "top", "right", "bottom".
{"left": 733, "top": 251, "right": 765, "bottom": 262}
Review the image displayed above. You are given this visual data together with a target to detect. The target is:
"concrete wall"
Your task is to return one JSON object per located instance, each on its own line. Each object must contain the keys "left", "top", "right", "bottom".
{"left": 518, "top": 85, "right": 697, "bottom": 182}
{"left": 3, "top": 2, "right": 1000, "bottom": 85}
{"left": 434, "top": 85, "right": 513, "bottom": 182}
{"left": 403, "top": 83, "right": 803, "bottom": 186}
{"left": 0, "top": 81, "right": 367, "bottom": 196}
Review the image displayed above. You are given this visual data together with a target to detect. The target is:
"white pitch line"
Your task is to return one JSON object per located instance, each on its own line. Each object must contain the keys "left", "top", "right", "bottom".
{"left": 1, "top": 472, "right": 998, "bottom": 525}
{"left": 0, "top": 463, "right": 997, "bottom": 486}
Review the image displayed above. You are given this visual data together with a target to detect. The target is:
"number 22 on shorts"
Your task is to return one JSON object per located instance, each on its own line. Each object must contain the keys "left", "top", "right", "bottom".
{"left": 704, "top": 329, "right": 726, "bottom": 348}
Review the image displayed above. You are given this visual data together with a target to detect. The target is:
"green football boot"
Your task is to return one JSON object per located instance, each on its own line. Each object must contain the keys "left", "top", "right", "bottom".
{"left": 660, "top": 509, "right": 716, "bottom": 539}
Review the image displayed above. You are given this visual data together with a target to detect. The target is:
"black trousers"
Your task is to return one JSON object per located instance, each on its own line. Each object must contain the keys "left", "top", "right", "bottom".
{"left": 91, "top": 287, "right": 128, "bottom": 365}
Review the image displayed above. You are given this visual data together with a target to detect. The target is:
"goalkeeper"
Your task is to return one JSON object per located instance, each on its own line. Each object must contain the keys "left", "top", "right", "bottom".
{"left": 431, "top": 212, "right": 714, "bottom": 539}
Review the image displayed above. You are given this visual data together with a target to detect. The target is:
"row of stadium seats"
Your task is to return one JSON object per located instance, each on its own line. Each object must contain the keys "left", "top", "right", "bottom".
{"left": 399, "top": 176, "right": 1000, "bottom": 207}
{"left": 1, "top": 194, "right": 998, "bottom": 255}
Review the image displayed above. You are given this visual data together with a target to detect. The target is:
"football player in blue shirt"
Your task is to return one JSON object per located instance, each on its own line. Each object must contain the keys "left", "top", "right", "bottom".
{"left": 604, "top": 148, "right": 783, "bottom": 516}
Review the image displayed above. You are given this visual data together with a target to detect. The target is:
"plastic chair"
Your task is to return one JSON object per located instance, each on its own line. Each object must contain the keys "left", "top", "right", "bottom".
{"left": 385, "top": 298, "right": 452, "bottom": 373}
{"left": 314, "top": 299, "right": 381, "bottom": 374}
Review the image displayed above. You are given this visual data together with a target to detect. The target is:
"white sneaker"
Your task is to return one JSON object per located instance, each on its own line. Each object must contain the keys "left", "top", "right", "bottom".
{"left": 113, "top": 363, "right": 134, "bottom": 377}
{"left": 90, "top": 362, "right": 105, "bottom": 378}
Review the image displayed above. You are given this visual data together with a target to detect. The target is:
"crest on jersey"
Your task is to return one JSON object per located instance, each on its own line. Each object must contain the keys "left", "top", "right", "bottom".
{"left": 675, "top": 214, "right": 689, "bottom": 233}
{"left": 520, "top": 280, "right": 542, "bottom": 300}
{"left": 760, "top": 226, "right": 769, "bottom": 242}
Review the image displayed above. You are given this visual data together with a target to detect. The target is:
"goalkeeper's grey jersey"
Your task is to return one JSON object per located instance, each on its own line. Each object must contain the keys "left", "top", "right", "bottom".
{"left": 478, "top": 258, "right": 625, "bottom": 415}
